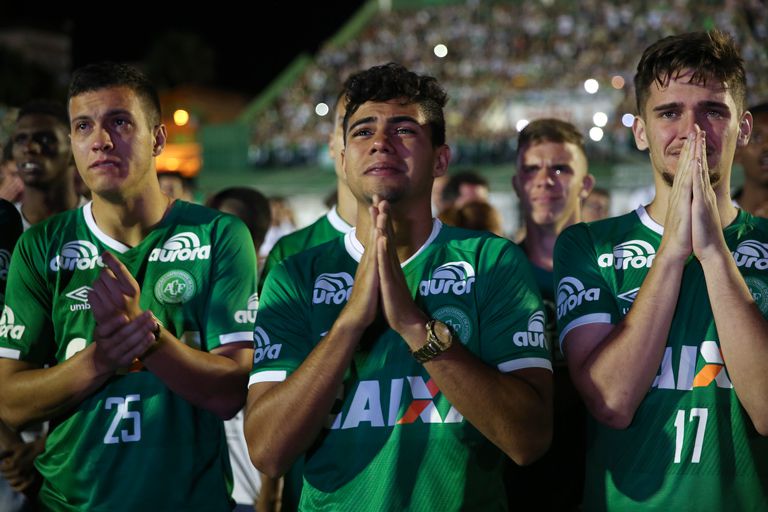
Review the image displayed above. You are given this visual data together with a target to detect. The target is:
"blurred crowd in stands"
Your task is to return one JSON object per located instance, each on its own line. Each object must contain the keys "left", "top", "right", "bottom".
{"left": 248, "top": 0, "right": 768, "bottom": 168}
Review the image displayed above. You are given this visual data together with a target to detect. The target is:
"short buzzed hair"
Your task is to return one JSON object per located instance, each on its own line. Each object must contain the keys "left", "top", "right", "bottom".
{"left": 68, "top": 62, "right": 162, "bottom": 126}
{"left": 517, "top": 118, "right": 586, "bottom": 159}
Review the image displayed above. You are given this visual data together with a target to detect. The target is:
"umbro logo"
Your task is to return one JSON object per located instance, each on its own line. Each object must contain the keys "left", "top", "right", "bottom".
{"left": 66, "top": 286, "right": 92, "bottom": 311}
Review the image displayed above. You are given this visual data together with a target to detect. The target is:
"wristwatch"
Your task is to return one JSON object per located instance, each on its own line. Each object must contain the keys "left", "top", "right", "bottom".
{"left": 412, "top": 319, "right": 454, "bottom": 363}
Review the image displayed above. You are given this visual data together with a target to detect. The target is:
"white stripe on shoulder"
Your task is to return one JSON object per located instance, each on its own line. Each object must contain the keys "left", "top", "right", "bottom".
{"left": 249, "top": 371, "right": 287, "bottom": 387}
{"left": 220, "top": 332, "right": 255, "bottom": 344}
{"left": 402, "top": 219, "right": 442, "bottom": 268}
{"left": 497, "top": 357, "right": 553, "bottom": 373}
{"left": 327, "top": 207, "right": 353, "bottom": 234}
{"left": 83, "top": 201, "right": 132, "bottom": 253}
{"left": 559, "top": 313, "right": 613, "bottom": 352}
{"left": 0, "top": 347, "right": 21, "bottom": 360}
{"left": 636, "top": 205, "right": 663, "bottom": 235}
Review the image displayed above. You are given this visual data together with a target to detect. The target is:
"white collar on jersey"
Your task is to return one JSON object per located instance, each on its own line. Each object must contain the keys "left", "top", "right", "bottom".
{"left": 635, "top": 205, "right": 664, "bottom": 235}
{"left": 327, "top": 206, "right": 354, "bottom": 234}
{"left": 344, "top": 218, "right": 443, "bottom": 266}
{"left": 83, "top": 201, "right": 132, "bottom": 253}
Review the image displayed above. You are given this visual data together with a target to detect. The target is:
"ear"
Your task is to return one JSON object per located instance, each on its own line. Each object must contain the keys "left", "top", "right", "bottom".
{"left": 341, "top": 148, "right": 348, "bottom": 180}
{"left": 153, "top": 124, "right": 167, "bottom": 156}
{"left": 579, "top": 174, "right": 596, "bottom": 199}
{"left": 433, "top": 144, "right": 451, "bottom": 178}
{"left": 736, "top": 111, "right": 753, "bottom": 148}
{"left": 632, "top": 116, "right": 648, "bottom": 151}
{"left": 511, "top": 173, "right": 522, "bottom": 198}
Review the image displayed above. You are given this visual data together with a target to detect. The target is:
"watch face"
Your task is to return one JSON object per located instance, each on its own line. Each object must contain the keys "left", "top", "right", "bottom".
{"left": 433, "top": 321, "right": 453, "bottom": 348}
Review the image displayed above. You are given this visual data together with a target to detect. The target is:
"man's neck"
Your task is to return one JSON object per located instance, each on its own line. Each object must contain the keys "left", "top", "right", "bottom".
{"left": 336, "top": 182, "right": 357, "bottom": 226}
{"left": 736, "top": 179, "right": 768, "bottom": 214}
{"left": 520, "top": 221, "right": 564, "bottom": 271}
{"left": 90, "top": 187, "right": 171, "bottom": 247}
{"left": 646, "top": 177, "right": 738, "bottom": 228}
{"left": 20, "top": 179, "right": 79, "bottom": 225}
{"left": 355, "top": 200, "right": 434, "bottom": 263}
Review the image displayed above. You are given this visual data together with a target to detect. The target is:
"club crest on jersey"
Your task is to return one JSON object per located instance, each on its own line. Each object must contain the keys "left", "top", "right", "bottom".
{"left": 49, "top": 241, "right": 103, "bottom": 272}
{"left": 598, "top": 240, "right": 656, "bottom": 270}
{"left": 154, "top": 270, "right": 196, "bottom": 304}
{"left": 0, "top": 305, "right": 25, "bottom": 340}
{"left": 149, "top": 232, "right": 211, "bottom": 263}
{"left": 235, "top": 293, "right": 259, "bottom": 323}
{"left": 732, "top": 240, "right": 768, "bottom": 270}
{"left": 433, "top": 305, "right": 472, "bottom": 344}
{"left": 513, "top": 310, "right": 547, "bottom": 349}
{"left": 66, "top": 286, "right": 93, "bottom": 311}
{"left": 419, "top": 261, "right": 475, "bottom": 297}
{"left": 253, "top": 326, "right": 282, "bottom": 364}
{"left": 312, "top": 272, "right": 354, "bottom": 305}
{"left": 0, "top": 249, "right": 11, "bottom": 280}
{"left": 556, "top": 276, "right": 600, "bottom": 320}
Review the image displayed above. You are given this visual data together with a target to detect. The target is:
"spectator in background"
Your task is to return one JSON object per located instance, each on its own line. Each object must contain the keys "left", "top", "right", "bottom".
{"left": 582, "top": 186, "right": 612, "bottom": 222}
{"left": 259, "top": 196, "right": 298, "bottom": 262}
{"left": 441, "top": 170, "right": 490, "bottom": 210}
{"left": 11, "top": 99, "right": 79, "bottom": 230}
{"left": 439, "top": 200, "right": 504, "bottom": 236}
{"left": 734, "top": 102, "right": 768, "bottom": 216}
{"left": 509, "top": 118, "right": 595, "bottom": 511}
{"left": 157, "top": 170, "right": 196, "bottom": 202}
{"left": 207, "top": 187, "right": 271, "bottom": 512}
{"left": 259, "top": 89, "right": 357, "bottom": 294}
{"left": 0, "top": 142, "right": 23, "bottom": 204}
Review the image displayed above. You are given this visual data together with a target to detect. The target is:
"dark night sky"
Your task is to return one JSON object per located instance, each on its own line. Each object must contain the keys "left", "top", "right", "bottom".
{"left": 3, "top": 3, "right": 368, "bottom": 97}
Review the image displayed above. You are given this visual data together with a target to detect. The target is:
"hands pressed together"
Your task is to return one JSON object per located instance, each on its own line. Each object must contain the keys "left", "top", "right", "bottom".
{"left": 662, "top": 125, "right": 727, "bottom": 262}
{"left": 88, "top": 252, "right": 157, "bottom": 373}
{"left": 342, "top": 195, "right": 428, "bottom": 345}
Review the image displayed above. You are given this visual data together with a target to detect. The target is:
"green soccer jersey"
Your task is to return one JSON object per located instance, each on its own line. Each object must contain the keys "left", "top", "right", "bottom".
{"left": 554, "top": 206, "right": 768, "bottom": 511}
{"left": 0, "top": 200, "right": 259, "bottom": 512}
{"left": 259, "top": 206, "right": 352, "bottom": 293}
{"left": 251, "top": 220, "right": 550, "bottom": 511}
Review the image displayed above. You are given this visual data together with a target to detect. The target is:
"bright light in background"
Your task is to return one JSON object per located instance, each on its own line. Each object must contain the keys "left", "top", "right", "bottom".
{"left": 173, "top": 109, "right": 189, "bottom": 126}
{"left": 611, "top": 75, "right": 625, "bottom": 89}
{"left": 593, "top": 112, "right": 608, "bottom": 127}
{"left": 589, "top": 127, "right": 604, "bottom": 141}
{"left": 584, "top": 79, "right": 599, "bottom": 94}
{"left": 315, "top": 102, "right": 330, "bottom": 116}
{"left": 433, "top": 44, "right": 448, "bottom": 58}
{"left": 516, "top": 119, "right": 529, "bottom": 132}
{"left": 621, "top": 113, "right": 635, "bottom": 127}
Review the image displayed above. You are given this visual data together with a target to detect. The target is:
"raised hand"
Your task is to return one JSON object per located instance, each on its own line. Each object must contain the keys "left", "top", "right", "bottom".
{"left": 691, "top": 127, "right": 727, "bottom": 260}
{"left": 660, "top": 129, "right": 697, "bottom": 262}
{"left": 375, "top": 198, "right": 427, "bottom": 342}
{"left": 89, "top": 251, "right": 143, "bottom": 324}
{"left": 338, "top": 197, "right": 381, "bottom": 333}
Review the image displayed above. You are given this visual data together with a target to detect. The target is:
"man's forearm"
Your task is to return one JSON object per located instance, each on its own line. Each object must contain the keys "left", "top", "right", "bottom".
{"left": 245, "top": 316, "right": 363, "bottom": 477}
{"left": 0, "top": 345, "right": 113, "bottom": 429}
{"left": 568, "top": 251, "right": 685, "bottom": 428}
{"left": 420, "top": 342, "right": 552, "bottom": 465}
{"left": 140, "top": 330, "right": 253, "bottom": 420}
{"left": 701, "top": 250, "right": 768, "bottom": 434}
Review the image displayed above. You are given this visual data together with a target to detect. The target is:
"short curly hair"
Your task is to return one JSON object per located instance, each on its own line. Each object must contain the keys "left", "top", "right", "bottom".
{"left": 343, "top": 62, "right": 448, "bottom": 147}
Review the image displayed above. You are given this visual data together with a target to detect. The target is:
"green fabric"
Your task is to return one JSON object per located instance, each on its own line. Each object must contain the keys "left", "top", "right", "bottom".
{"left": 0, "top": 201, "right": 259, "bottom": 511}
{"left": 251, "top": 221, "right": 550, "bottom": 511}
{"left": 554, "top": 206, "right": 768, "bottom": 511}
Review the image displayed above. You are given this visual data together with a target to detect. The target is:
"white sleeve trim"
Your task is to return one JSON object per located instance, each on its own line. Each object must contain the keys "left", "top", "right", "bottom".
{"left": 219, "top": 332, "right": 255, "bottom": 345}
{"left": 249, "top": 371, "right": 287, "bottom": 387}
{"left": 559, "top": 313, "right": 613, "bottom": 352}
{"left": 497, "top": 357, "right": 553, "bottom": 373}
{"left": 0, "top": 347, "right": 21, "bottom": 360}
